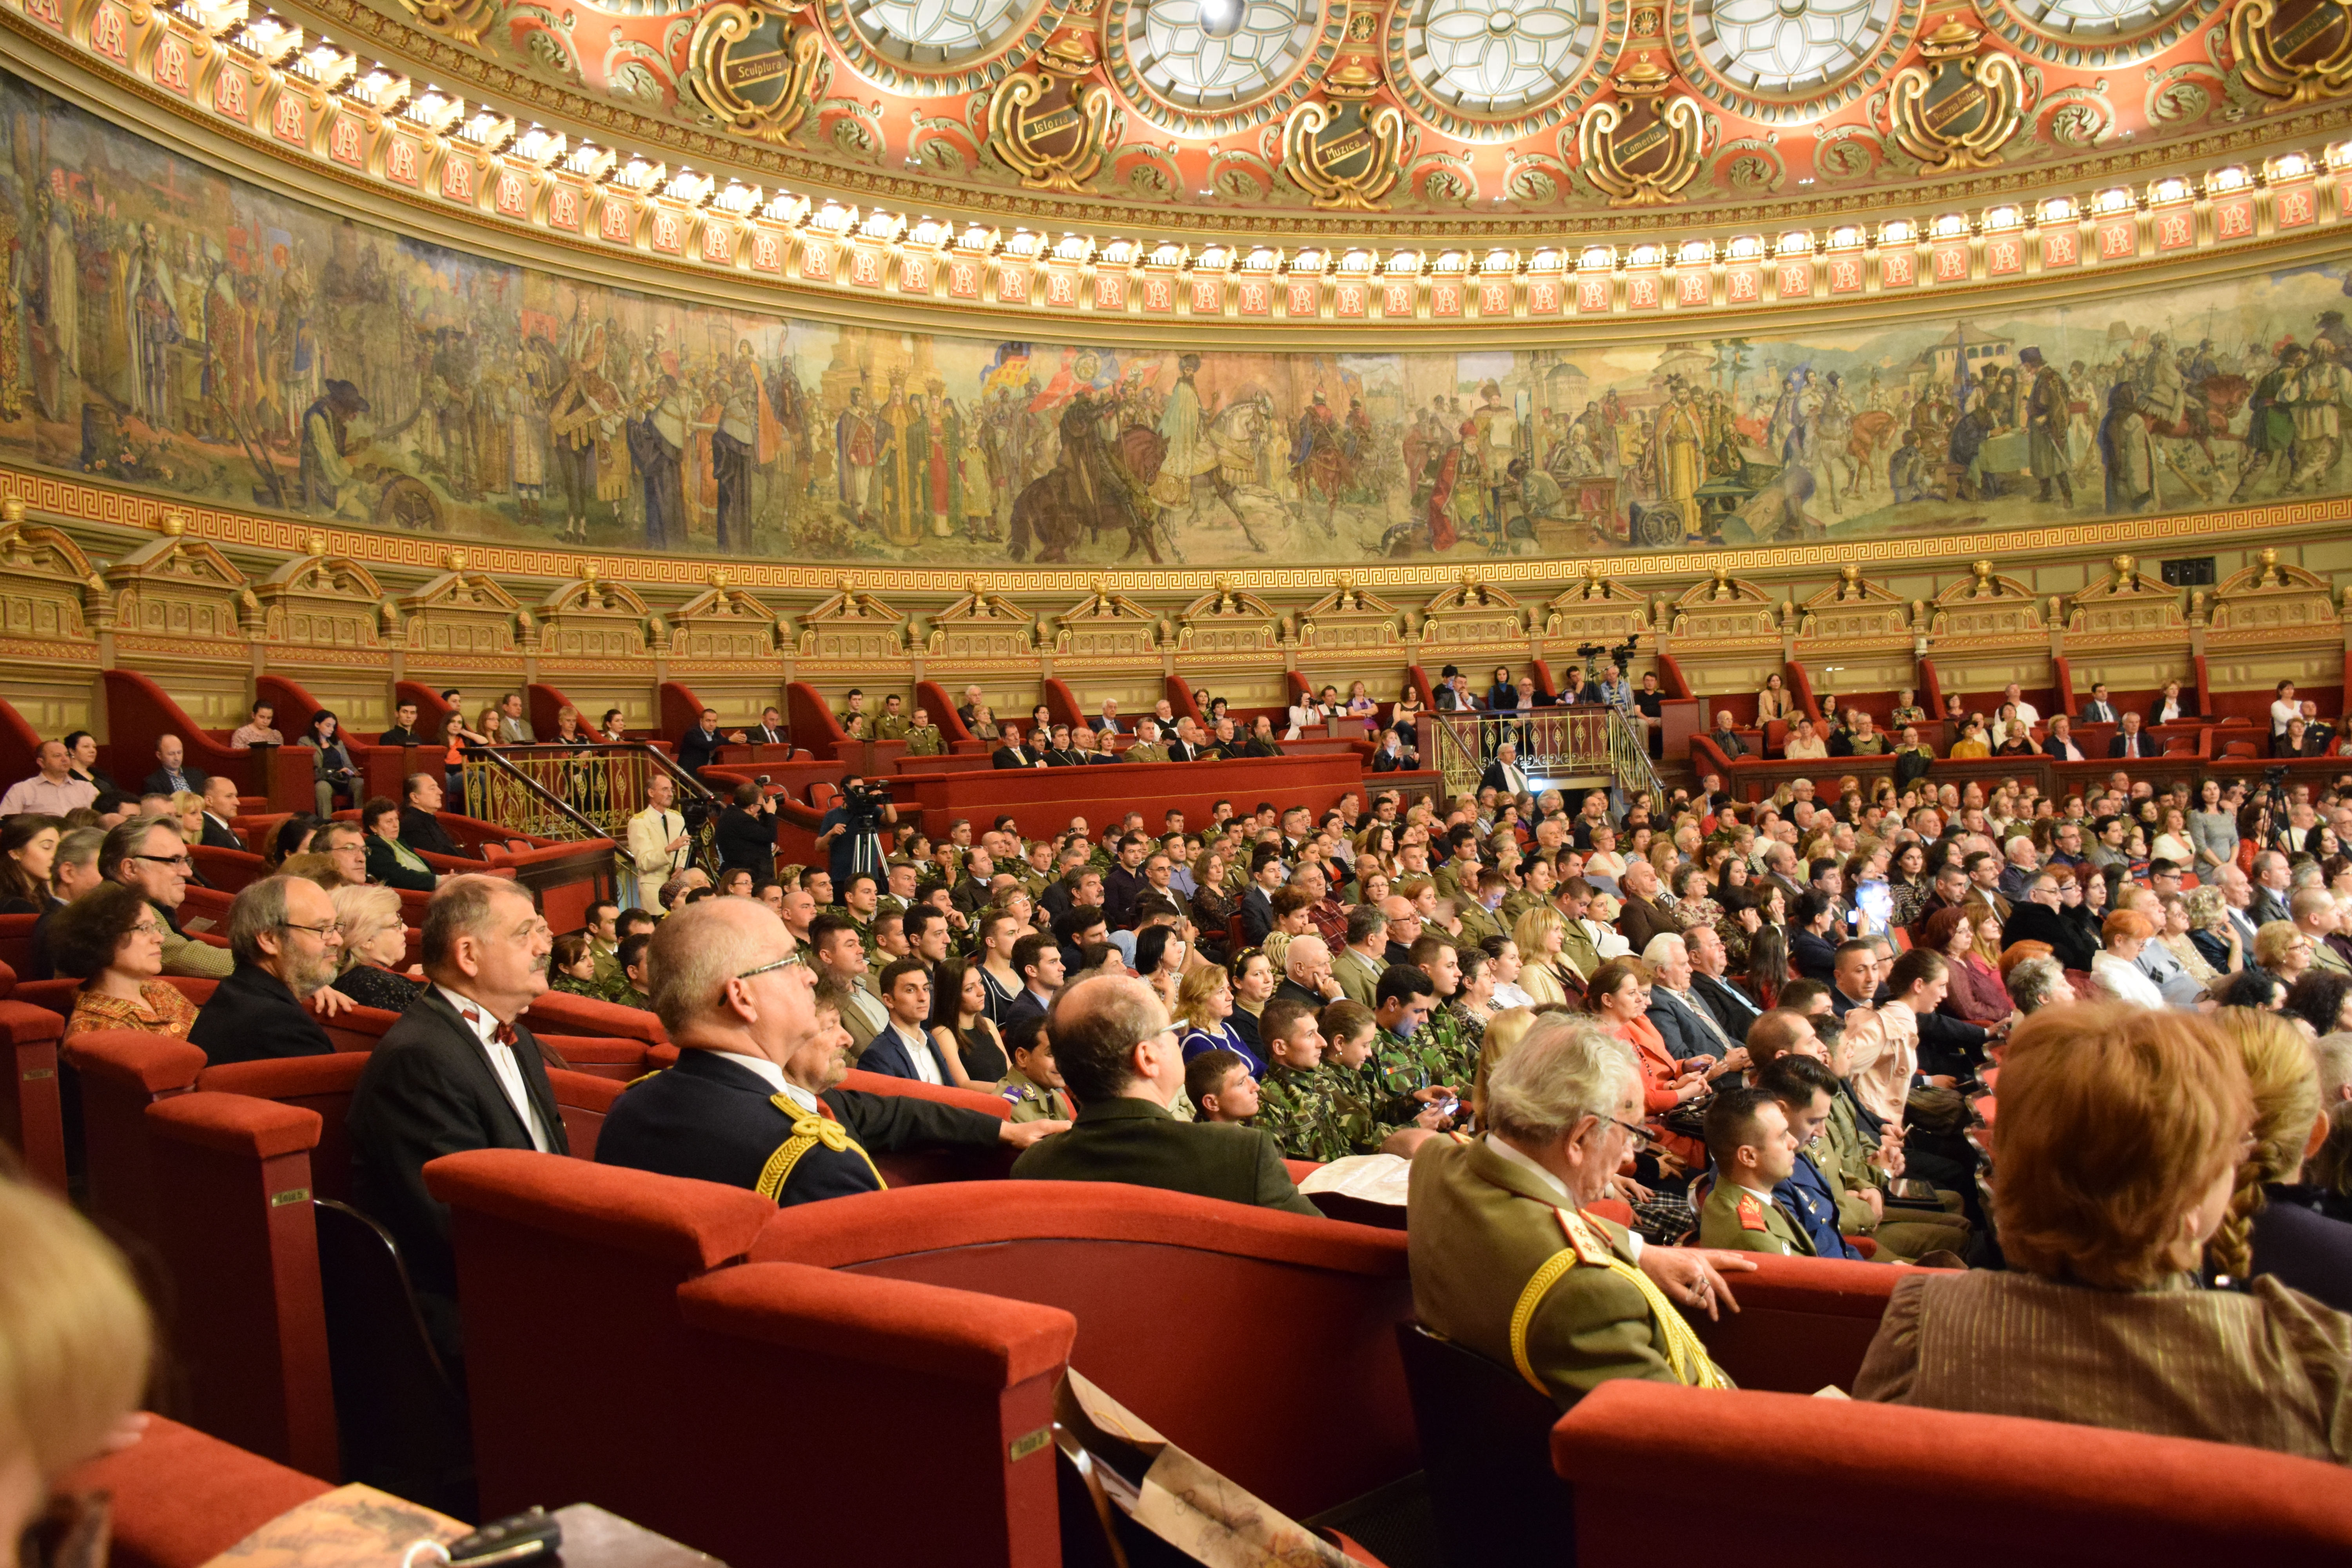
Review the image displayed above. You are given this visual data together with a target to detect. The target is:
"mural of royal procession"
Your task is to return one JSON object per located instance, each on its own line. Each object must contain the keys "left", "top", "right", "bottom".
{"left": 1, "top": 66, "right": 2351, "bottom": 568}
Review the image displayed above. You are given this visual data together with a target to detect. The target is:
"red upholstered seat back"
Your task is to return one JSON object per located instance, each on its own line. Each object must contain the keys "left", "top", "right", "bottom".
{"left": 58, "top": 1415, "right": 332, "bottom": 1568}
{"left": 0, "top": 999, "right": 67, "bottom": 1189}
{"left": 837, "top": 1068, "right": 1015, "bottom": 1185}
{"left": 189, "top": 845, "right": 267, "bottom": 895}
{"left": 0, "top": 912, "right": 38, "bottom": 976}
{"left": 197, "top": 1052, "right": 371, "bottom": 1205}
{"left": 535, "top": 1035, "right": 656, "bottom": 1081}
{"left": 1687, "top": 1253, "right": 1921, "bottom": 1394}
{"left": 520, "top": 989, "right": 668, "bottom": 1045}
{"left": 140, "top": 1093, "right": 338, "bottom": 1479}
{"left": 548, "top": 1067, "right": 624, "bottom": 1160}
{"left": 748, "top": 1180, "right": 1416, "bottom": 1521}
{"left": 1554, "top": 1381, "right": 2352, "bottom": 1566}
{"left": 67, "top": 1030, "right": 208, "bottom": 1237}
{"left": 425, "top": 1150, "right": 1071, "bottom": 1568}
{"left": 321, "top": 1003, "right": 404, "bottom": 1054}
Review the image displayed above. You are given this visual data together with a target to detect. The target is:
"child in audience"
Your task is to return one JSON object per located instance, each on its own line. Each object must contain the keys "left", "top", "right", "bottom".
{"left": 1189, "top": 1049, "right": 1260, "bottom": 1124}
{"left": 996, "top": 1014, "right": 1073, "bottom": 1123}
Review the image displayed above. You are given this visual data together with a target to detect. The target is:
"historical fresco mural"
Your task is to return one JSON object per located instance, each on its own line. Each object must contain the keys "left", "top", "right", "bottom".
{"left": 2, "top": 67, "right": 2351, "bottom": 570}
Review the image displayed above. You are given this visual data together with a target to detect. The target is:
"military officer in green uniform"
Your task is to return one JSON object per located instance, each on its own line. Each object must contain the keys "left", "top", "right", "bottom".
{"left": 1124, "top": 719, "right": 1170, "bottom": 765}
{"left": 874, "top": 693, "right": 913, "bottom": 741}
{"left": 995, "top": 1016, "right": 1074, "bottom": 1124}
{"left": 902, "top": 706, "right": 945, "bottom": 757}
{"left": 1409, "top": 1016, "right": 1746, "bottom": 1406}
{"left": 1694, "top": 1085, "right": 1816, "bottom": 1256}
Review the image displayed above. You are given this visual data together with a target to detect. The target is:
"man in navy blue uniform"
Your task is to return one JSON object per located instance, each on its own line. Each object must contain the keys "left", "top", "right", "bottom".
{"left": 596, "top": 898, "right": 1064, "bottom": 1204}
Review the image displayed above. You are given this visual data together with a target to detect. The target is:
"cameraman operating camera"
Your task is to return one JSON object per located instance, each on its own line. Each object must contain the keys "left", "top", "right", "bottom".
{"left": 818, "top": 774, "right": 899, "bottom": 889}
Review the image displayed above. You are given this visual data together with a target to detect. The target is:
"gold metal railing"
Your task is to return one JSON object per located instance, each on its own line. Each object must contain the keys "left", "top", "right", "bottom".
{"left": 1425, "top": 706, "right": 1664, "bottom": 816}
{"left": 459, "top": 744, "right": 719, "bottom": 870}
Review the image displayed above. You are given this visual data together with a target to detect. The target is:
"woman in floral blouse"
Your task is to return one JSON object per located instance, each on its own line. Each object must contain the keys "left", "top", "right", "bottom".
{"left": 54, "top": 882, "right": 196, "bottom": 1042}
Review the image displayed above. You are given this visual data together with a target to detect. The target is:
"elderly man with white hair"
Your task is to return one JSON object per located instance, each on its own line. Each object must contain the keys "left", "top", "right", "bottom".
{"left": 1275, "top": 932, "right": 1344, "bottom": 1010}
{"left": 1408, "top": 1013, "right": 1752, "bottom": 1406}
{"left": 598, "top": 897, "right": 1057, "bottom": 1204}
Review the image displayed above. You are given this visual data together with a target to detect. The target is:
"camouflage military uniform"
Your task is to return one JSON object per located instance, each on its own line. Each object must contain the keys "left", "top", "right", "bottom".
{"left": 904, "top": 724, "right": 944, "bottom": 757}
{"left": 995, "top": 1064, "right": 1072, "bottom": 1124}
{"left": 1255, "top": 1063, "right": 1349, "bottom": 1163}
{"left": 1416, "top": 1004, "right": 1475, "bottom": 1090}
{"left": 1327, "top": 1060, "right": 1405, "bottom": 1154}
{"left": 1376, "top": 1024, "right": 1457, "bottom": 1110}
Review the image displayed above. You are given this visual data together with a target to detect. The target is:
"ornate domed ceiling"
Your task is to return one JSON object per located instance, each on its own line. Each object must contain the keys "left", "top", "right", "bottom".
{"left": 270, "top": 0, "right": 2339, "bottom": 241}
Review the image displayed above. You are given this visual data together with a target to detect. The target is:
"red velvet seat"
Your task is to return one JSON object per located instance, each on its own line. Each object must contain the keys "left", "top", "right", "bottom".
{"left": 59, "top": 1416, "right": 332, "bottom": 1568}
{"left": 69, "top": 1031, "right": 209, "bottom": 1236}
{"left": 426, "top": 1150, "right": 1072, "bottom": 1568}
{"left": 0, "top": 998, "right": 68, "bottom": 1189}
{"left": 1687, "top": 1253, "right": 1925, "bottom": 1394}
{"left": 1554, "top": 1381, "right": 2352, "bottom": 1565}
{"left": 835, "top": 1067, "right": 1015, "bottom": 1185}
{"left": 549, "top": 1067, "right": 624, "bottom": 1160}
{"left": 196, "top": 1053, "right": 372, "bottom": 1205}
{"left": 536, "top": 1034, "right": 659, "bottom": 1081}
{"left": 520, "top": 989, "right": 668, "bottom": 1045}
{"left": 749, "top": 1180, "right": 1416, "bottom": 1521}
{"left": 0, "top": 911, "right": 39, "bottom": 976}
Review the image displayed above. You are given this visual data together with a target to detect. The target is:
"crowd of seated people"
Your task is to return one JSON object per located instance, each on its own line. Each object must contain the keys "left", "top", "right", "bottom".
{"left": 8, "top": 679, "right": 2352, "bottom": 1495}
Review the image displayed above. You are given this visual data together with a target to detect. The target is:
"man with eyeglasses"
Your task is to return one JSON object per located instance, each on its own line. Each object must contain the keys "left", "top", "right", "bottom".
{"left": 98, "top": 815, "right": 231, "bottom": 980}
{"left": 189, "top": 876, "right": 342, "bottom": 1065}
{"left": 350, "top": 875, "right": 566, "bottom": 1364}
{"left": 599, "top": 898, "right": 1059, "bottom": 1207}
{"left": 1408, "top": 1014, "right": 1751, "bottom": 1406}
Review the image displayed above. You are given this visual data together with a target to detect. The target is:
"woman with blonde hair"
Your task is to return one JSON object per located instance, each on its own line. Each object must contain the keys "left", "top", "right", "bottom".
{"left": 330, "top": 882, "right": 423, "bottom": 1013}
{"left": 2156, "top": 890, "right": 2221, "bottom": 989}
{"left": 168, "top": 790, "right": 207, "bottom": 855}
{"left": 1857, "top": 1004, "right": 2352, "bottom": 1461}
{"left": 2254, "top": 920, "right": 2315, "bottom": 987}
{"left": 2183, "top": 884, "right": 2243, "bottom": 976}
{"left": 0, "top": 1175, "right": 156, "bottom": 1553}
{"left": 1173, "top": 961, "right": 1258, "bottom": 1074}
{"left": 2206, "top": 1009, "right": 2350, "bottom": 1310}
{"left": 1514, "top": 904, "right": 1572, "bottom": 1007}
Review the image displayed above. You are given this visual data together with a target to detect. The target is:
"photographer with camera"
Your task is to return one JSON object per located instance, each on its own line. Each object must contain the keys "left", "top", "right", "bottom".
{"left": 717, "top": 779, "right": 780, "bottom": 883}
{"left": 818, "top": 774, "right": 898, "bottom": 891}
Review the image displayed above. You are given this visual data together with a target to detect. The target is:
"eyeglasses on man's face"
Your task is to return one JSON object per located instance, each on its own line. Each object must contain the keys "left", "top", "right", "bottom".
{"left": 736, "top": 949, "right": 809, "bottom": 982}
{"left": 131, "top": 852, "right": 191, "bottom": 870}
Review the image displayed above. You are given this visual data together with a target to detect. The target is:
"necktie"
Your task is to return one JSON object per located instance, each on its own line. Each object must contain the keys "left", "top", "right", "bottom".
{"left": 461, "top": 1006, "right": 518, "bottom": 1047}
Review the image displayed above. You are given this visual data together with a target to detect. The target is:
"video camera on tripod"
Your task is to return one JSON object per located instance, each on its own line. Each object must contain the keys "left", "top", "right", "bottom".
{"left": 1572, "top": 633, "right": 1642, "bottom": 685}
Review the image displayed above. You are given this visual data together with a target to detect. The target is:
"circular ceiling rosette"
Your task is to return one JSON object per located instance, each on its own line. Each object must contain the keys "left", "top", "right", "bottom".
{"left": 1671, "top": 0, "right": 1915, "bottom": 122}
{"left": 824, "top": 0, "right": 1069, "bottom": 93}
{"left": 1106, "top": 0, "right": 1346, "bottom": 138}
{"left": 1982, "top": 0, "right": 2219, "bottom": 66}
{"left": 1388, "top": 0, "right": 1608, "bottom": 142}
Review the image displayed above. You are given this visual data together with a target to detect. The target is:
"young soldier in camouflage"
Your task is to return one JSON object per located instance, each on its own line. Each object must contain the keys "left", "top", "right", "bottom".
{"left": 1372, "top": 964, "right": 1461, "bottom": 1132}
{"left": 1253, "top": 997, "right": 1350, "bottom": 1163}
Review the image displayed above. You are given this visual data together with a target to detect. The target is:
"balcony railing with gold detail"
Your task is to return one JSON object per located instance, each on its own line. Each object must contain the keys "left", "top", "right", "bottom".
{"left": 1424, "top": 706, "right": 1664, "bottom": 818}
{"left": 460, "top": 744, "right": 721, "bottom": 879}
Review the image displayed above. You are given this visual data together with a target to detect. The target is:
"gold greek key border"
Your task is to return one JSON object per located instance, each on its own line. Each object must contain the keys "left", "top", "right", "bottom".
{"left": 20, "top": 461, "right": 2352, "bottom": 597}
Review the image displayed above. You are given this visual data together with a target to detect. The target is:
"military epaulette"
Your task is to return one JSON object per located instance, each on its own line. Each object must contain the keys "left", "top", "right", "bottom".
{"left": 624, "top": 1066, "right": 669, "bottom": 1089}
{"left": 755, "top": 1096, "right": 884, "bottom": 1201}
{"left": 1737, "top": 1192, "right": 1769, "bottom": 1232}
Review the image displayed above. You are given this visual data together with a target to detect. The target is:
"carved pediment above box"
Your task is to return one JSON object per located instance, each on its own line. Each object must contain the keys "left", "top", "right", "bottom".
{"left": 399, "top": 560, "right": 523, "bottom": 658}
{"left": 1298, "top": 575, "right": 1401, "bottom": 651}
{"left": 255, "top": 551, "right": 386, "bottom": 648}
{"left": 930, "top": 579, "right": 1040, "bottom": 662}
{"left": 103, "top": 523, "right": 250, "bottom": 645}
{"left": 2065, "top": 554, "right": 2185, "bottom": 639}
{"left": 1176, "top": 579, "right": 1277, "bottom": 655}
{"left": 1421, "top": 573, "right": 1527, "bottom": 648}
{"left": 1929, "top": 559, "right": 2045, "bottom": 641}
{"left": 0, "top": 503, "right": 98, "bottom": 644}
{"left": 669, "top": 583, "right": 782, "bottom": 661}
{"left": 1671, "top": 568, "right": 1779, "bottom": 643}
{"left": 2208, "top": 549, "right": 2339, "bottom": 637}
{"left": 539, "top": 576, "right": 653, "bottom": 662}
{"left": 1798, "top": 566, "right": 1911, "bottom": 643}
{"left": 1544, "top": 564, "right": 1649, "bottom": 643}
{"left": 797, "top": 579, "right": 907, "bottom": 659}
{"left": 1054, "top": 583, "right": 1159, "bottom": 661}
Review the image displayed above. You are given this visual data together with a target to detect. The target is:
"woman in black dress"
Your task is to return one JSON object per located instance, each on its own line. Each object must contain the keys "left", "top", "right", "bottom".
{"left": 927, "top": 957, "right": 1009, "bottom": 1085}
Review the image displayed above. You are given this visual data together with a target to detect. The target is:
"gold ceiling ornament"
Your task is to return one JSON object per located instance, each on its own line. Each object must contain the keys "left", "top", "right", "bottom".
{"left": 1281, "top": 64, "right": 1407, "bottom": 211}
{"left": 1576, "top": 56, "right": 1704, "bottom": 208}
{"left": 2230, "top": 0, "right": 2352, "bottom": 105}
{"left": 1887, "top": 16, "right": 2027, "bottom": 172}
{"left": 986, "top": 43, "right": 1115, "bottom": 192}
{"left": 392, "top": 0, "right": 501, "bottom": 47}
{"left": 686, "top": 4, "right": 825, "bottom": 144}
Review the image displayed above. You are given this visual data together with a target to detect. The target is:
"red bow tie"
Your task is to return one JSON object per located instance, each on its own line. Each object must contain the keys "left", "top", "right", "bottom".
{"left": 460, "top": 1006, "right": 517, "bottom": 1047}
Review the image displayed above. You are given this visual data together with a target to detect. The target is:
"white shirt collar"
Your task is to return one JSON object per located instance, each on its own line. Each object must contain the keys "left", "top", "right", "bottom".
{"left": 435, "top": 984, "right": 504, "bottom": 1040}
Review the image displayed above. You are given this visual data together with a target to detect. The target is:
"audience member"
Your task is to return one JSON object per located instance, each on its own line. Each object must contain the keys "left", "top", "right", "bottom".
{"left": 50, "top": 881, "right": 196, "bottom": 1041}
{"left": 1009, "top": 974, "right": 1319, "bottom": 1214}
{"left": 361, "top": 796, "right": 439, "bottom": 891}
{"left": 189, "top": 876, "right": 342, "bottom": 1065}
{"left": 0, "top": 740, "right": 97, "bottom": 817}
{"left": 100, "top": 815, "right": 231, "bottom": 980}
{"left": 331, "top": 883, "right": 426, "bottom": 1012}
{"left": 1188, "top": 1049, "right": 1260, "bottom": 1124}
{"left": 1855, "top": 1003, "right": 2351, "bottom": 1462}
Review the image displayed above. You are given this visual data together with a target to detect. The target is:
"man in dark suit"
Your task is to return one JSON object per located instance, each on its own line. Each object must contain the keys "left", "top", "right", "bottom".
{"left": 1237, "top": 850, "right": 1285, "bottom": 945}
{"left": 992, "top": 722, "right": 1045, "bottom": 769}
{"left": 1613, "top": 859, "right": 1675, "bottom": 957}
{"left": 400, "top": 773, "right": 471, "bottom": 859}
{"left": 1478, "top": 742, "right": 1530, "bottom": 797}
{"left": 1789, "top": 891, "right": 1841, "bottom": 984}
{"left": 1003, "top": 934, "right": 1064, "bottom": 1032}
{"left": 2108, "top": 711, "right": 2158, "bottom": 759}
{"left": 140, "top": 734, "right": 206, "bottom": 799}
{"left": 748, "top": 706, "right": 789, "bottom": 747}
{"left": 1164, "top": 720, "right": 1202, "bottom": 763}
{"left": 189, "top": 876, "right": 340, "bottom": 1065}
{"left": 197, "top": 775, "right": 245, "bottom": 850}
{"left": 376, "top": 700, "right": 425, "bottom": 748}
{"left": 350, "top": 875, "right": 569, "bottom": 1362}
{"left": 2077, "top": 682, "right": 2118, "bottom": 724}
{"left": 1708, "top": 711, "right": 1750, "bottom": 761}
{"left": 675, "top": 708, "right": 737, "bottom": 777}
{"left": 1011, "top": 974, "right": 1318, "bottom": 1214}
{"left": 855, "top": 958, "right": 959, "bottom": 1083}
{"left": 1640, "top": 931, "right": 1732, "bottom": 1064}
{"left": 599, "top": 901, "right": 1053, "bottom": 1204}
